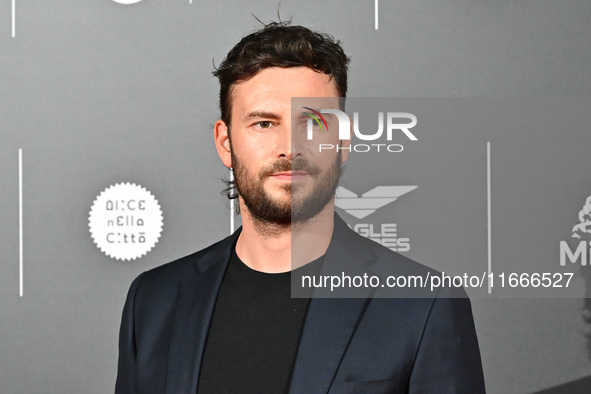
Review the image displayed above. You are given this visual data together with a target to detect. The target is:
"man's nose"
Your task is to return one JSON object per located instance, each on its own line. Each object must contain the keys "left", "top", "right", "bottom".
{"left": 278, "top": 119, "right": 302, "bottom": 160}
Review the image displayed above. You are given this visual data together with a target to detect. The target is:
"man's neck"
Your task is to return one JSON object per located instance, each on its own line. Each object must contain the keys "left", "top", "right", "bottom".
{"left": 235, "top": 201, "right": 335, "bottom": 273}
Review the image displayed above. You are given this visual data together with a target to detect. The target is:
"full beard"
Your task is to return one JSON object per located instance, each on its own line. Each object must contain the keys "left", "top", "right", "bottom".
{"left": 232, "top": 152, "right": 342, "bottom": 231}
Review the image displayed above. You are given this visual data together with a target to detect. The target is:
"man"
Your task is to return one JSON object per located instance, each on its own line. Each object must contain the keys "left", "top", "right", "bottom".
{"left": 116, "top": 22, "right": 486, "bottom": 393}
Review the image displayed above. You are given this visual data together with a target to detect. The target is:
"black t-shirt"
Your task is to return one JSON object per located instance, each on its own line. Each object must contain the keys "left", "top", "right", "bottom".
{"left": 197, "top": 248, "right": 323, "bottom": 394}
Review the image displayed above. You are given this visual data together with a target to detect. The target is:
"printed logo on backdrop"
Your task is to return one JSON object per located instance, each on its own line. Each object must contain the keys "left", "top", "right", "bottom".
{"left": 335, "top": 186, "right": 416, "bottom": 252}
{"left": 304, "top": 107, "right": 418, "bottom": 153}
{"left": 112, "top": 0, "right": 144, "bottom": 4}
{"left": 560, "top": 195, "right": 591, "bottom": 266}
{"left": 89, "top": 183, "right": 163, "bottom": 261}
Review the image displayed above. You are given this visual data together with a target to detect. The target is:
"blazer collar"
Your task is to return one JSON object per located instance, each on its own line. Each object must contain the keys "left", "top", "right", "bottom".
{"left": 165, "top": 215, "right": 378, "bottom": 394}
{"left": 165, "top": 229, "right": 240, "bottom": 394}
{"left": 289, "top": 214, "right": 377, "bottom": 393}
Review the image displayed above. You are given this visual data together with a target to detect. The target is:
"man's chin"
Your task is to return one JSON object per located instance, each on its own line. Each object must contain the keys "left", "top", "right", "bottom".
{"left": 263, "top": 189, "right": 314, "bottom": 210}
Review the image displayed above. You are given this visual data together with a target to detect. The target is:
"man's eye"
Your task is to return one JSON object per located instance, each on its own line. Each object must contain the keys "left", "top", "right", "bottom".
{"left": 257, "top": 121, "right": 272, "bottom": 128}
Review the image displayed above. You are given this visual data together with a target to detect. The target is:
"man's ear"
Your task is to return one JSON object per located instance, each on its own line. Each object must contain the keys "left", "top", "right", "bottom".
{"left": 214, "top": 120, "right": 232, "bottom": 168}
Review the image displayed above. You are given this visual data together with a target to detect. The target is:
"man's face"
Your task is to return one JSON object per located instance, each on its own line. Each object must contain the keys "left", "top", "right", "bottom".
{"left": 223, "top": 67, "right": 347, "bottom": 225}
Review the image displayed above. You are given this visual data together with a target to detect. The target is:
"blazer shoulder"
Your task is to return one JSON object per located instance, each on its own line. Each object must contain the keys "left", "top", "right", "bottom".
{"left": 134, "top": 230, "right": 238, "bottom": 291}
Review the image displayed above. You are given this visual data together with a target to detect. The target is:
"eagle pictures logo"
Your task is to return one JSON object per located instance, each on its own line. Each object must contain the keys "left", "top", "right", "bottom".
{"left": 335, "top": 186, "right": 417, "bottom": 253}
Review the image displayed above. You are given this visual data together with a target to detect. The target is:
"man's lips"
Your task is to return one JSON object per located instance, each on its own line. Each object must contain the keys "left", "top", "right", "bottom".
{"left": 269, "top": 171, "right": 308, "bottom": 180}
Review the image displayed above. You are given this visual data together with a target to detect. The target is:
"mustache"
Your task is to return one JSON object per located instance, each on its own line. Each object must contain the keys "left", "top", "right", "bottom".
{"left": 261, "top": 159, "right": 320, "bottom": 177}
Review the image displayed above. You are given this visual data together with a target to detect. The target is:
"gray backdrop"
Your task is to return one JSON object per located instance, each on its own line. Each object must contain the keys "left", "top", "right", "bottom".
{"left": 1, "top": 0, "right": 590, "bottom": 393}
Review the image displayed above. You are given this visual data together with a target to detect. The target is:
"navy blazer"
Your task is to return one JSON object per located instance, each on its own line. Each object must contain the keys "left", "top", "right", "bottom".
{"left": 116, "top": 215, "right": 486, "bottom": 393}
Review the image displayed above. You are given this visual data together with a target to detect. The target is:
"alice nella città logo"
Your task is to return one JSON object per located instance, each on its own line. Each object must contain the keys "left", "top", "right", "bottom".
{"left": 89, "top": 183, "right": 163, "bottom": 261}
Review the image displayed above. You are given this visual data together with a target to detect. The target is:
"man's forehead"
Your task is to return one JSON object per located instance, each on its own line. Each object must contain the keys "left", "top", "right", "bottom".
{"left": 229, "top": 67, "right": 339, "bottom": 121}
{"left": 232, "top": 68, "right": 337, "bottom": 99}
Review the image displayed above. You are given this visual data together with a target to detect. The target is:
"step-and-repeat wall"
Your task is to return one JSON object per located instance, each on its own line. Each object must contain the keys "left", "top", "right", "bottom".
{"left": 1, "top": 1, "right": 590, "bottom": 393}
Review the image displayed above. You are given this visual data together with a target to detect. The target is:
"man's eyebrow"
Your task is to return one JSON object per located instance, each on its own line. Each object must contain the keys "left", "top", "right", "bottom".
{"left": 298, "top": 107, "right": 321, "bottom": 116}
{"left": 242, "top": 111, "right": 281, "bottom": 122}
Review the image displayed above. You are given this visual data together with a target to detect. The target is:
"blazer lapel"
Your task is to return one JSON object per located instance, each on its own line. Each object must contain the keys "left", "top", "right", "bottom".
{"left": 289, "top": 215, "right": 376, "bottom": 393}
{"left": 165, "top": 230, "right": 239, "bottom": 394}
{"left": 162, "top": 215, "right": 376, "bottom": 393}
{"left": 289, "top": 297, "right": 370, "bottom": 394}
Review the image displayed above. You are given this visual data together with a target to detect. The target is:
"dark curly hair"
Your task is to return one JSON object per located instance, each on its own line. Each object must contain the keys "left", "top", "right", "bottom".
{"left": 212, "top": 21, "right": 350, "bottom": 200}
